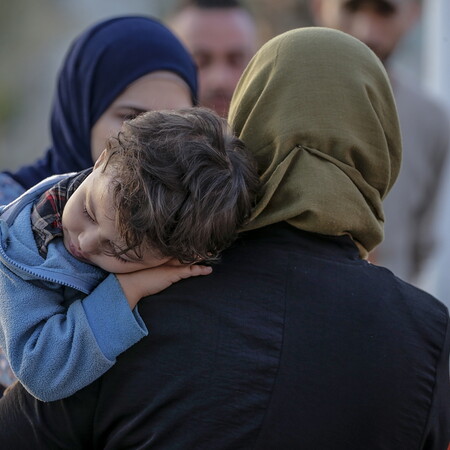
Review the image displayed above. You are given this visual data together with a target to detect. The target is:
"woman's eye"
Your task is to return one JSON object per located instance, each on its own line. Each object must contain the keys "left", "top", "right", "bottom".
{"left": 83, "top": 206, "right": 96, "bottom": 223}
{"left": 117, "top": 110, "right": 140, "bottom": 121}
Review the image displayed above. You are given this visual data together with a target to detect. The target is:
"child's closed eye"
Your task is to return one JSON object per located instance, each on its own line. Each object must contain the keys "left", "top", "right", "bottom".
{"left": 112, "top": 253, "right": 129, "bottom": 264}
{"left": 83, "top": 205, "right": 96, "bottom": 223}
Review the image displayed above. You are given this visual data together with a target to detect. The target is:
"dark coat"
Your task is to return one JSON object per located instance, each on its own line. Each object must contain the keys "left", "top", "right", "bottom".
{"left": 0, "top": 223, "right": 449, "bottom": 449}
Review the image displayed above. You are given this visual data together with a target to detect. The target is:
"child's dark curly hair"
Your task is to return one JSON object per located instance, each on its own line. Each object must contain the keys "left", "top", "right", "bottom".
{"left": 102, "top": 107, "right": 259, "bottom": 263}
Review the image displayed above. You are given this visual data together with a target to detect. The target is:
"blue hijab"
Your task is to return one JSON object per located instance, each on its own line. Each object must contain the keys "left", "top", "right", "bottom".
{"left": 10, "top": 16, "right": 198, "bottom": 189}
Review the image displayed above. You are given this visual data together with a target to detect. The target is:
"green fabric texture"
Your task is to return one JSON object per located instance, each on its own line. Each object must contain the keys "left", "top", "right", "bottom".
{"left": 229, "top": 27, "right": 402, "bottom": 257}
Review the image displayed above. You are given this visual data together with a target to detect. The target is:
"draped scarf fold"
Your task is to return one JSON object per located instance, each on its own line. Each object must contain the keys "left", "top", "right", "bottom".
{"left": 229, "top": 28, "right": 402, "bottom": 257}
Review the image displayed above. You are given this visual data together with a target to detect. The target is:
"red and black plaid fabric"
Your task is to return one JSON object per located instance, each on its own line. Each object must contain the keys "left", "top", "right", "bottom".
{"left": 31, "top": 169, "right": 92, "bottom": 258}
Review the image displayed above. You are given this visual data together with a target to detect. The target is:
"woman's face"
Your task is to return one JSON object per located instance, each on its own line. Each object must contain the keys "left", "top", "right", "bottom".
{"left": 90, "top": 71, "right": 193, "bottom": 161}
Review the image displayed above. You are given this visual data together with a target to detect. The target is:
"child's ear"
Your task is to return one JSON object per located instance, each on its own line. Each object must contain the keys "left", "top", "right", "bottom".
{"left": 93, "top": 149, "right": 107, "bottom": 169}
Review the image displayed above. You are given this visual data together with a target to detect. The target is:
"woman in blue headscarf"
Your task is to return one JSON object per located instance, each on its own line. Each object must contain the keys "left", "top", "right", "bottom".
{"left": 0, "top": 15, "right": 197, "bottom": 391}
{"left": 0, "top": 15, "right": 198, "bottom": 205}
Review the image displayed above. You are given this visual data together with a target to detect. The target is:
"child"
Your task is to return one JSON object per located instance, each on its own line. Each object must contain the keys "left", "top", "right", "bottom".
{"left": 0, "top": 107, "right": 259, "bottom": 402}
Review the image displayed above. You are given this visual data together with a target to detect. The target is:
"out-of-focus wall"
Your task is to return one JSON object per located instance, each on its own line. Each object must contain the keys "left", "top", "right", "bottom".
{"left": 0, "top": 0, "right": 162, "bottom": 171}
{"left": 424, "top": 0, "right": 450, "bottom": 113}
{"left": 0, "top": 0, "right": 425, "bottom": 172}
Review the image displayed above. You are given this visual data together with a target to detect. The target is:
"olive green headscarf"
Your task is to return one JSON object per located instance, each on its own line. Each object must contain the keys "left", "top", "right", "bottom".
{"left": 229, "top": 27, "right": 402, "bottom": 257}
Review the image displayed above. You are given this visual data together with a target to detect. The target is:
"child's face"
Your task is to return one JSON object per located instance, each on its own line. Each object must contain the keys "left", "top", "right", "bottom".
{"left": 61, "top": 154, "right": 170, "bottom": 274}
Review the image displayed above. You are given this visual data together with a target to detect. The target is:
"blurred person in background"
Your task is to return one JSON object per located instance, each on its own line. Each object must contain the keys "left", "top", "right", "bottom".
{"left": 168, "top": 0, "right": 258, "bottom": 117}
{"left": 418, "top": 142, "right": 450, "bottom": 302}
{"left": 310, "top": 0, "right": 450, "bottom": 285}
{"left": 0, "top": 14, "right": 198, "bottom": 395}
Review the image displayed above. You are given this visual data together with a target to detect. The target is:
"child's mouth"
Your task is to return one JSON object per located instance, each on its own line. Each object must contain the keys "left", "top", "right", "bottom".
{"left": 69, "top": 243, "right": 90, "bottom": 263}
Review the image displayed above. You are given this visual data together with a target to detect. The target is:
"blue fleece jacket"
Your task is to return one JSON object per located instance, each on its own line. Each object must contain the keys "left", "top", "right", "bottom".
{"left": 0, "top": 175, "right": 147, "bottom": 401}
{"left": 0, "top": 172, "right": 25, "bottom": 205}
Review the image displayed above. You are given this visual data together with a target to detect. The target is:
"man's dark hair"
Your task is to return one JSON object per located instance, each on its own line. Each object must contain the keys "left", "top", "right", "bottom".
{"left": 172, "top": 0, "right": 247, "bottom": 14}
{"left": 103, "top": 107, "right": 259, "bottom": 263}
{"left": 340, "top": 0, "right": 422, "bottom": 13}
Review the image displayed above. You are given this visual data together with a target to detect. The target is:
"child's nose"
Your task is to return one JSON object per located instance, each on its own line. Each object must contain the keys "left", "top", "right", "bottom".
{"left": 78, "top": 232, "right": 99, "bottom": 255}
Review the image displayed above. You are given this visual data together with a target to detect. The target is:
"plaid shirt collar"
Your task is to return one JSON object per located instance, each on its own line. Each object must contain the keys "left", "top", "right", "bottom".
{"left": 31, "top": 169, "right": 92, "bottom": 258}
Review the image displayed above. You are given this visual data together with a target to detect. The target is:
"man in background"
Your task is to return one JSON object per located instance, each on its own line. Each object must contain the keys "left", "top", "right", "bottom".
{"left": 168, "top": 0, "right": 258, "bottom": 117}
{"left": 310, "top": 0, "right": 450, "bottom": 284}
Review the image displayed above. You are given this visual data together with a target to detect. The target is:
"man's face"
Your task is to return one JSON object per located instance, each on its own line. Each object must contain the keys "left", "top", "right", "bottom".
{"left": 170, "top": 7, "right": 258, "bottom": 117}
{"left": 310, "top": 0, "right": 420, "bottom": 62}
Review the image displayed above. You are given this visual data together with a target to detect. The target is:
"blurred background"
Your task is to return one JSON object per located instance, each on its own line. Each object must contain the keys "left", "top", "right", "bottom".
{"left": 0, "top": 0, "right": 448, "bottom": 171}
